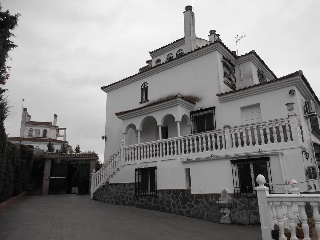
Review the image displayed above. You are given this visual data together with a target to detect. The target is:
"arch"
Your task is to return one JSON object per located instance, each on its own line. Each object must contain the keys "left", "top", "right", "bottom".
{"left": 161, "top": 114, "right": 177, "bottom": 139}
{"left": 125, "top": 124, "right": 138, "bottom": 146}
{"left": 43, "top": 129, "right": 47, "bottom": 137}
{"left": 176, "top": 49, "right": 184, "bottom": 58}
{"left": 125, "top": 123, "right": 137, "bottom": 134}
{"left": 140, "top": 116, "right": 158, "bottom": 143}
{"left": 28, "top": 128, "right": 33, "bottom": 137}
{"left": 141, "top": 82, "right": 148, "bottom": 102}
{"left": 180, "top": 114, "right": 192, "bottom": 136}
{"left": 166, "top": 53, "right": 173, "bottom": 62}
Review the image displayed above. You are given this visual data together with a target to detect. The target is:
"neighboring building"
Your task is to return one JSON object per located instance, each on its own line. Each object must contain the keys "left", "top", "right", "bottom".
{"left": 92, "top": 6, "right": 320, "bottom": 224}
{"left": 8, "top": 108, "right": 68, "bottom": 151}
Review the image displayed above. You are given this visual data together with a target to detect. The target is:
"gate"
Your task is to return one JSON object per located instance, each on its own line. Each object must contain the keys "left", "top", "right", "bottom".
{"left": 49, "top": 162, "right": 90, "bottom": 195}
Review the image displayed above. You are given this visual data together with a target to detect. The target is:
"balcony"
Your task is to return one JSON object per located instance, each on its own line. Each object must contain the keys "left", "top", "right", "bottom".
{"left": 91, "top": 114, "right": 304, "bottom": 198}
{"left": 123, "top": 115, "right": 304, "bottom": 163}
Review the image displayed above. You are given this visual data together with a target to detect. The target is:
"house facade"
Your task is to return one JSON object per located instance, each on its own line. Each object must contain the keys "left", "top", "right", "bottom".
{"left": 8, "top": 108, "right": 69, "bottom": 152}
{"left": 92, "top": 6, "right": 320, "bottom": 224}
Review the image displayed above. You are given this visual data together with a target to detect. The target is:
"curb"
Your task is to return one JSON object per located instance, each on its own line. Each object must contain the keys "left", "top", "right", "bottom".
{"left": 0, "top": 192, "right": 26, "bottom": 212}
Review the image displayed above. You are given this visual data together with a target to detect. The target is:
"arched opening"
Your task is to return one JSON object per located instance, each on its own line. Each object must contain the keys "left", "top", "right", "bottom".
{"left": 140, "top": 116, "right": 158, "bottom": 143}
{"left": 141, "top": 82, "right": 148, "bottom": 102}
{"left": 28, "top": 128, "right": 33, "bottom": 137}
{"left": 125, "top": 124, "right": 138, "bottom": 146}
{"left": 162, "top": 114, "right": 177, "bottom": 139}
{"left": 43, "top": 129, "right": 47, "bottom": 137}
{"left": 180, "top": 115, "right": 192, "bottom": 136}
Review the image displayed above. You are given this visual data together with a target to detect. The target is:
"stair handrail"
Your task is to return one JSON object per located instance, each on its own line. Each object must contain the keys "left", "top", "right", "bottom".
{"left": 91, "top": 148, "right": 121, "bottom": 199}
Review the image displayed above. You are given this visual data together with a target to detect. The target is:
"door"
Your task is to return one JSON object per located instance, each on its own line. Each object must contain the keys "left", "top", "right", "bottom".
{"left": 49, "top": 163, "right": 68, "bottom": 194}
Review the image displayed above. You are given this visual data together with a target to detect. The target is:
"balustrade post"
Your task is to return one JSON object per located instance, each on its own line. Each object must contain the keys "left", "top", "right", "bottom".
{"left": 120, "top": 139, "right": 125, "bottom": 164}
{"left": 311, "top": 202, "right": 320, "bottom": 238}
{"left": 224, "top": 125, "right": 232, "bottom": 149}
{"left": 90, "top": 169, "right": 96, "bottom": 199}
{"left": 284, "top": 202, "right": 298, "bottom": 240}
{"left": 298, "top": 202, "right": 311, "bottom": 240}
{"left": 255, "top": 174, "right": 273, "bottom": 240}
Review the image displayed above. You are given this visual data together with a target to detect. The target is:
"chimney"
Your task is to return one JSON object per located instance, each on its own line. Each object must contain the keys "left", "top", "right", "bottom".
{"left": 208, "top": 30, "right": 220, "bottom": 42}
{"left": 184, "top": 5, "right": 196, "bottom": 53}
{"left": 53, "top": 114, "right": 57, "bottom": 126}
{"left": 20, "top": 108, "right": 28, "bottom": 137}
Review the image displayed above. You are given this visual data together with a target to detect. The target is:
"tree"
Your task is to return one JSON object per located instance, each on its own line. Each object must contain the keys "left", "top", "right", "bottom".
{"left": 47, "top": 142, "right": 54, "bottom": 152}
{"left": 59, "top": 144, "right": 67, "bottom": 154}
{"left": 0, "top": 4, "right": 19, "bottom": 194}
{"left": 74, "top": 144, "right": 80, "bottom": 153}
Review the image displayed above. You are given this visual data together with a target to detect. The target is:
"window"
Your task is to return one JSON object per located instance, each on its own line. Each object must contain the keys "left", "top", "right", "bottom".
{"left": 190, "top": 107, "right": 215, "bottom": 134}
{"left": 161, "top": 126, "right": 168, "bottom": 139}
{"left": 34, "top": 129, "right": 40, "bottom": 137}
{"left": 231, "top": 157, "right": 272, "bottom": 197}
{"left": 135, "top": 167, "right": 157, "bottom": 196}
{"left": 306, "top": 166, "right": 317, "bottom": 180}
{"left": 43, "top": 129, "right": 47, "bottom": 137}
{"left": 28, "top": 128, "right": 33, "bottom": 137}
{"left": 176, "top": 49, "right": 184, "bottom": 58}
{"left": 166, "top": 53, "right": 173, "bottom": 61}
{"left": 241, "top": 104, "right": 261, "bottom": 125}
{"left": 185, "top": 168, "right": 191, "bottom": 189}
{"left": 222, "top": 56, "right": 236, "bottom": 89}
{"left": 155, "top": 59, "right": 161, "bottom": 65}
{"left": 140, "top": 82, "right": 148, "bottom": 103}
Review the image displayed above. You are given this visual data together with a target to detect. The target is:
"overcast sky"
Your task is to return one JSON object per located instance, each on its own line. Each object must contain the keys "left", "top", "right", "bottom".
{"left": 2, "top": 0, "right": 320, "bottom": 162}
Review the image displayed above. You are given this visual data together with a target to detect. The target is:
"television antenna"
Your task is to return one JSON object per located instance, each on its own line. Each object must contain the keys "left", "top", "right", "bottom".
{"left": 235, "top": 33, "right": 246, "bottom": 55}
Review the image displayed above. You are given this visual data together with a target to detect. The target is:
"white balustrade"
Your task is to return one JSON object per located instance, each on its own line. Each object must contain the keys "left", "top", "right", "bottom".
{"left": 256, "top": 174, "right": 319, "bottom": 240}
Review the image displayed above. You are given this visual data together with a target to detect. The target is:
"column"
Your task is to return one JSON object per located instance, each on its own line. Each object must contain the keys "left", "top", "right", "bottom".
{"left": 42, "top": 159, "right": 52, "bottom": 195}
{"left": 158, "top": 125, "right": 162, "bottom": 140}
{"left": 176, "top": 121, "right": 181, "bottom": 137}
{"left": 123, "top": 133, "right": 126, "bottom": 146}
{"left": 137, "top": 130, "right": 141, "bottom": 144}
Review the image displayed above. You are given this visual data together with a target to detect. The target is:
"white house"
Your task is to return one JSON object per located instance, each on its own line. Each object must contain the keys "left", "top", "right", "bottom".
{"left": 92, "top": 6, "right": 320, "bottom": 224}
{"left": 8, "top": 108, "right": 69, "bottom": 152}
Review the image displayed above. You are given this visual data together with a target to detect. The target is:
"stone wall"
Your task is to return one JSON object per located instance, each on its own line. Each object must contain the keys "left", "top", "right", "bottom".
{"left": 93, "top": 183, "right": 260, "bottom": 224}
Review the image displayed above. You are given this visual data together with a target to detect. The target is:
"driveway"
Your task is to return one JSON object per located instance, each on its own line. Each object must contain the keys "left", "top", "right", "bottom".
{"left": 0, "top": 195, "right": 262, "bottom": 240}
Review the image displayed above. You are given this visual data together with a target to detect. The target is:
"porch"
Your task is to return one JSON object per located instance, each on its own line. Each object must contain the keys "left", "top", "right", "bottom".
{"left": 91, "top": 113, "right": 305, "bottom": 198}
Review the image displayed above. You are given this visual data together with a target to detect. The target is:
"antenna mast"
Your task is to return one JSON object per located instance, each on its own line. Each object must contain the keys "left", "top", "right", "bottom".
{"left": 235, "top": 33, "right": 246, "bottom": 55}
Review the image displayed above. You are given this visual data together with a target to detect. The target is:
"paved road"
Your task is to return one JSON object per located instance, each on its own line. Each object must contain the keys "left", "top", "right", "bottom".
{"left": 0, "top": 195, "right": 262, "bottom": 240}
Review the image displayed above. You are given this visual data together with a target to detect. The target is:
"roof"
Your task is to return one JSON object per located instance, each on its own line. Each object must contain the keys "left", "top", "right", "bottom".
{"left": 149, "top": 37, "right": 184, "bottom": 54}
{"left": 44, "top": 152, "right": 98, "bottom": 159}
{"left": 115, "top": 94, "right": 196, "bottom": 116}
{"left": 26, "top": 121, "right": 53, "bottom": 127}
{"left": 237, "top": 50, "right": 277, "bottom": 79}
{"left": 8, "top": 137, "right": 68, "bottom": 144}
{"left": 216, "top": 70, "right": 320, "bottom": 105}
{"left": 101, "top": 40, "right": 236, "bottom": 92}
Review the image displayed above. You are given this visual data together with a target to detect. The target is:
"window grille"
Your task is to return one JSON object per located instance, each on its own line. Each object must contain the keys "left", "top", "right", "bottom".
{"left": 176, "top": 49, "right": 184, "bottom": 58}
{"left": 190, "top": 107, "right": 215, "bottom": 134}
{"left": 166, "top": 53, "right": 173, "bottom": 61}
{"left": 306, "top": 166, "right": 317, "bottom": 180}
{"left": 257, "top": 69, "right": 267, "bottom": 83}
{"left": 140, "top": 82, "right": 148, "bottom": 102}
{"left": 222, "top": 56, "right": 236, "bottom": 88}
{"left": 155, "top": 59, "right": 161, "bottom": 65}
{"left": 310, "top": 115, "right": 320, "bottom": 139}
{"left": 135, "top": 167, "right": 157, "bottom": 197}
{"left": 231, "top": 157, "right": 272, "bottom": 197}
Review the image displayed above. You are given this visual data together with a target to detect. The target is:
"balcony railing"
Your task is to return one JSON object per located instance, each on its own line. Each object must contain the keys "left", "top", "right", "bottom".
{"left": 124, "top": 116, "right": 303, "bottom": 162}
